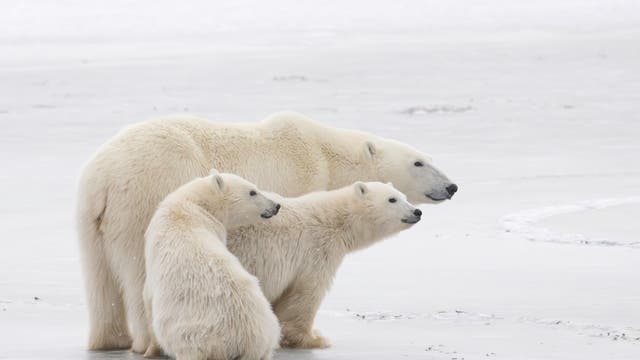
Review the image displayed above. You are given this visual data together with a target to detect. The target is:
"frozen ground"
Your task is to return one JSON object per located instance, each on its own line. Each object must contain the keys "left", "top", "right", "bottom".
{"left": 1, "top": 1, "right": 639, "bottom": 359}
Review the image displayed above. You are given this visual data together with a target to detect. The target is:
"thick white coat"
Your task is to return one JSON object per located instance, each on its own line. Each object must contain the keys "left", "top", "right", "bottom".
{"left": 143, "top": 172, "right": 280, "bottom": 360}
{"left": 228, "top": 181, "right": 422, "bottom": 348}
{"left": 76, "top": 112, "right": 454, "bottom": 351}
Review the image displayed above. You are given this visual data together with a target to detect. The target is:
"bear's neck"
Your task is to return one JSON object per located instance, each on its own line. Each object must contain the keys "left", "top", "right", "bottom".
{"left": 294, "top": 189, "right": 384, "bottom": 255}
{"left": 340, "top": 216, "right": 388, "bottom": 254}
{"left": 178, "top": 179, "right": 232, "bottom": 233}
{"left": 162, "top": 196, "right": 228, "bottom": 243}
{"left": 317, "top": 128, "right": 379, "bottom": 190}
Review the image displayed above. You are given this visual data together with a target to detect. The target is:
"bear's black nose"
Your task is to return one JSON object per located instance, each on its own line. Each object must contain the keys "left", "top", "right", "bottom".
{"left": 413, "top": 209, "right": 422, "bottom": 217}
{"left": 446, "top": 183, "right": 458, "bottom": 197}
{"left": 275, "top": 204, "right": 281, "bottom": 210}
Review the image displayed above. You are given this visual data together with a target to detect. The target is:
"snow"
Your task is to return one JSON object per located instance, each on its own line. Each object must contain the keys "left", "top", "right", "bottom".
{"left": 502, "top": 198, "right": 640, "bottom": 248}
{"left": 1, "top": 1, "right": 639, "bottom": 359}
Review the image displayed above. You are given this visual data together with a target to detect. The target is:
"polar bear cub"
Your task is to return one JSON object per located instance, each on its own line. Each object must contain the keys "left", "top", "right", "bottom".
{"left": 143, "top": 171, "right": 281, "bottom": 360}
{"left": 227, "top": 181, "right": 422, "bottom": 349}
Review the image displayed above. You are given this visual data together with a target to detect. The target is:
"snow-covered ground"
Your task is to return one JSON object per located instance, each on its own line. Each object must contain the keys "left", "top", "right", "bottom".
{"left": 1, "top": 1, "right": 639, "bottom": 359}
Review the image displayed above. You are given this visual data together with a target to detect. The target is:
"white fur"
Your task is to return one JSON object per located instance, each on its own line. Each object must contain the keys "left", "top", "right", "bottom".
{"left": 76, "top": 111, "right": 454, "bottom": 351}
{"left": 227, "top": 181, "right": 421, "bottom": 348}
{"left": 143, "top": 172, "right": 280, "bottom": 360}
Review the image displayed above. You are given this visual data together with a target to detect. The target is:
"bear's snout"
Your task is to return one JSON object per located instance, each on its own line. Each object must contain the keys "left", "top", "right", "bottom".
{"left": 261, "top": 203, "right": 281, "bottom": 219}
{"left": 446, "top": 183, "right": 458, "bottom": 198}
{"left": 402, "top": 208, "right": 421, "bottom": 224}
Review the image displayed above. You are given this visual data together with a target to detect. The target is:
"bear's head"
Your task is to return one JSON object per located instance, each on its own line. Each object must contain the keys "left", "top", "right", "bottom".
{"left": 351, "top": 181, "right": 421, "bottom": 243}
{"left": 362, "top": 139, "right": 457, "bottom": 204}
{"left": 209, "top": 169, "right": 281, "bottom": 228}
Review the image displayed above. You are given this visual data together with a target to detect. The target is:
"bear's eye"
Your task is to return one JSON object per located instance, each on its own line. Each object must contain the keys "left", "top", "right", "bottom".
{"left": 388, "top": 197, "right": 397, "bottom": 203}
{"left": 249, "top": 190, "right": 257, "bottom": 196}
{"left": 414, "top": 161, "right": 424, "bottom": 167}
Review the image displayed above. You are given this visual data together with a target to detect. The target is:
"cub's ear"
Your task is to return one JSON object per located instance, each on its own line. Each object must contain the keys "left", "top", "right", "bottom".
{"left": 209, "top": 168, "right": 219, "bottom": 176}
{"left": 363, "top": 141, "right": 376, "bottom": 160}
{"left": 354, "top": 181, "right": 368, "bottom": 197}
{"left": 212, "top": 174, "right": 225, "bottom": 191}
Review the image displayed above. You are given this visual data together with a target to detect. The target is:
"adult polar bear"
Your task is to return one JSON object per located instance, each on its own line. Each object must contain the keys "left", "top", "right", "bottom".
{"left": 77, "top": 111, "right": 457, "bottom": 352}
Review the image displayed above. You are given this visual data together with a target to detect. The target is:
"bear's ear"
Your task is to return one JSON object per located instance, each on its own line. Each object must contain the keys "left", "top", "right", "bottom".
{"left": 363, "top": 141, "right": 376, "bottom": 160}
{"left": 212, "top": 174, "right": 225, "bottom": 192}
{"left": 354, "top": 181, "right": 368, "bottom": 197}
{"left": 209, "top": 168, "right": 219, "bottom": 176}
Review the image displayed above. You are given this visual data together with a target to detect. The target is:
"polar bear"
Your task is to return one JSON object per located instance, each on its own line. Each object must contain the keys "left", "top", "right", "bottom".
{"left": 226, "top": 181, "right": 421, "bottom": 348}
{"left": 143, "top": 171, "right": 281, "bottom": 360}
{"left": 76, "top": 111, "right": 457, "bottom": 351}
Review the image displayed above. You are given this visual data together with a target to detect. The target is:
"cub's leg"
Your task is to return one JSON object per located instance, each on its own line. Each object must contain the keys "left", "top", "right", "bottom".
{"left": 175, "top": 347, "right": 217, "bottom": 360}
{"left": 273, "top": 282, "right": 330, "bottom": 349}
{"left": 143, "top": 344, "right": 162, "bottom": 359}
{"left": 175, "top": 352, "right": 204, "bottom": 360}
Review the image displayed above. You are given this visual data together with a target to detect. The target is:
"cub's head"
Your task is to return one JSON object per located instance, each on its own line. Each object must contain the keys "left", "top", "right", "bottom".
{"left": 209, "top": 170, "right": 280, "bottom": 227}
{"left": 362, "top": 139, "right": 457, "bottom": 204}
{"left": 352, "top": 181, "right": 421, "bottom": 240}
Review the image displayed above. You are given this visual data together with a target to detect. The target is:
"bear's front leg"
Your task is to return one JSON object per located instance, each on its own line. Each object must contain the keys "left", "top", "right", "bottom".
{"left": 273, "top": 283, "right": 330, "bottom": 349}
{"left": 281, "top": 327, "right": 330, "bottom": 349}
{"left": 143, "top": 342, "right": 163, "bottom": 358}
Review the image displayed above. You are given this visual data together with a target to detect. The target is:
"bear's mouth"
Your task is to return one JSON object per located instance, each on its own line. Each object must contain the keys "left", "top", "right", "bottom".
{"left": 260, "top": 206, "right": 280, "bottom": 219}
{"left": 401, "top": 217, "right": 420, "bottom": 224}
{"left": 426, "top": 194, "right": 448, "bottom": 202}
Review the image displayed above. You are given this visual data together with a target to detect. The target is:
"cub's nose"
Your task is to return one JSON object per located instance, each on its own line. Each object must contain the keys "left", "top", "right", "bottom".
{"left": 272, "top": 203, "right": 281, "bottom": 215}
{"left": 446, "top": 183, "right": 458, "bottom": 197}
{"left": 413, "top": 209, "right": 422, "bottom": 217}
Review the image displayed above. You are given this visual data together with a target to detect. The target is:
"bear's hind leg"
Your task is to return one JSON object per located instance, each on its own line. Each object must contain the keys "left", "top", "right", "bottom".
{"left": 119, "top": 260, "right": 151, "bottom": 353}
{"left": 109, "top": 230, "right": 150, "bottom": 353}
{"left": 80, "top": 232, "right": 131, "bottom": 350}
{"left": 86, "top": 267, "right": 131, "bottom": 350}
{"left": 142, "top": 286, "right": 163, "bottom": 358}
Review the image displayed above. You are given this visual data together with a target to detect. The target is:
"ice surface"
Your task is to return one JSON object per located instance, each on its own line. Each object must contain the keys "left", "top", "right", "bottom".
{"left": 1, "top": 1, "right": 639, "bottom": 359}
{"left": 502, "top": 198, "right": 640, "bottom": 248}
